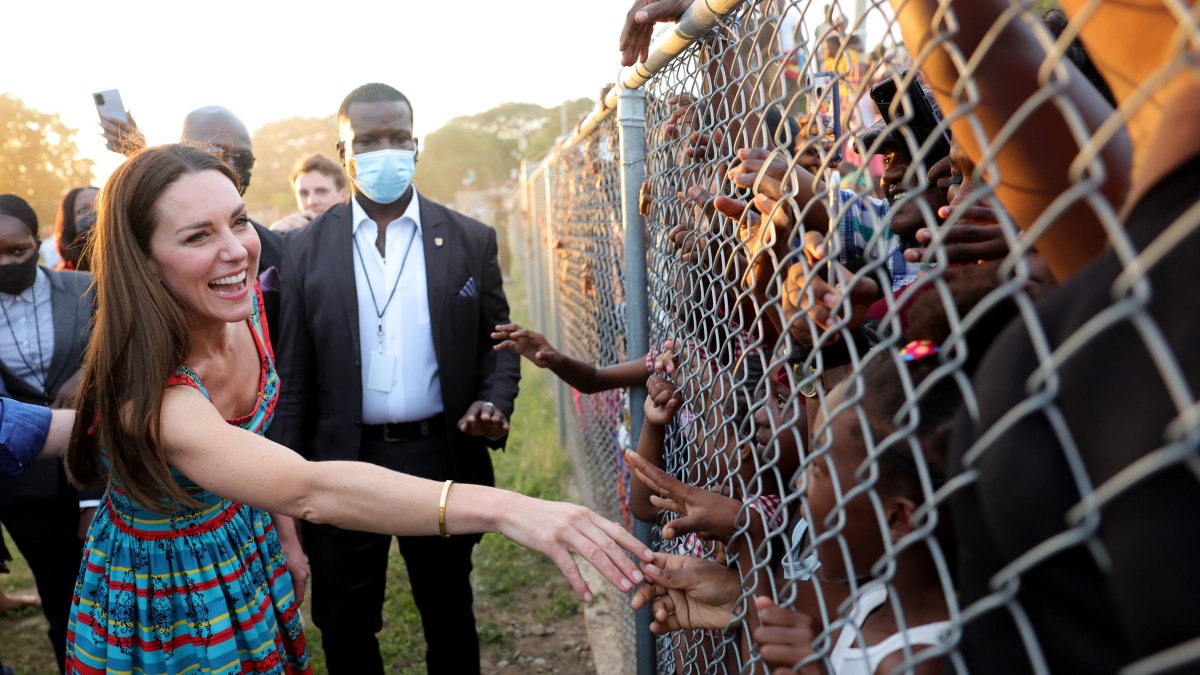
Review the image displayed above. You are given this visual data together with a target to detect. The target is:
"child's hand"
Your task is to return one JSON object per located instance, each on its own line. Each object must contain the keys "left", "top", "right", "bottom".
{"left": 653, "top": 339, "right": 680, "bottom": 376}
{"left": 491, "top": 324, "right": 561, "bottom": 368}
{"left": 781, "top": 232, "right": 878, "bottom": 349}
{"left": 727, "top": 147, "right": 804, "bottom": 230}
{"left": 643, "top": 375, "right": 681, "bottom": 426}
{"left": 629, "top": 552, "right": 740, "bottom": 633}
{"left": 625, "top": 450, "right": 744, "bottom": 544}
{"left": 752, "top": 596, "right": 821, "bottom": 675}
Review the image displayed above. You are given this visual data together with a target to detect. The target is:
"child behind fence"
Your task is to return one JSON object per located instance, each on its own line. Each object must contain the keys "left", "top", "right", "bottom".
{"left": 753, "top": 264, "right": 1021, "bottom": 674}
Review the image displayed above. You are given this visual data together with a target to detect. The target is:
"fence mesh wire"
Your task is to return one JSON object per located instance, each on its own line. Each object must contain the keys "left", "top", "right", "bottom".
{"left": 513, "top": 0, "right": 1200, "bottom": 672}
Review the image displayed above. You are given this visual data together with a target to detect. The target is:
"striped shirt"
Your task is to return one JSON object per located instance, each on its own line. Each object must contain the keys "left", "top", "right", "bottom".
{"left": 0, "top": 268, "right": 55, "bottom": 394}
{"left": 833, "top": 188, "right": 919, "bottom": 293}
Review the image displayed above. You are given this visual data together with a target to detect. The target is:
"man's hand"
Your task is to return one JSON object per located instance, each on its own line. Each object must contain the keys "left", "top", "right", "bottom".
{"left": 458, "top": 401, "right": 509, "bottom": 437}
{"left": 903, "top": 204, "right": 1010, "bottom": 264}
{"left": 625, "top": 449, "right": 743, "bottom": 543}
{"left": 752, "top": 596, "right": 821, "bottom": 675}
{"left": 643, "top": 375, "right": 681, "bottom": 427}
{"left": 51, "top": 369, "right": 83, "bottom": 409}
{"left": 619, "top": 0, "right": 693, "bottom": 66}
{"left": 99, "top": 112, "right": 146, "bottom": 156}
{"left": 491, "top": 323, "right": 562, "bottom": 368}
{"left": 270, "top": 211, "right": 316, "bottom": 233}
{"left": 629, "top": 552, "right": 741, "bottom": 632}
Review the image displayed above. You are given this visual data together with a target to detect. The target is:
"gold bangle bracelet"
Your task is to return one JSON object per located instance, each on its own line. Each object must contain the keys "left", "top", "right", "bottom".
{"left": 438, "top": 480, "right": 454, "bottom": 538}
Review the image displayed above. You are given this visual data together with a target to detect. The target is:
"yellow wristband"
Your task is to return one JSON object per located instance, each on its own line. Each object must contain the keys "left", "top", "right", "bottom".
{"left": 438, "top": 480, "right": 454, "bottom": 538}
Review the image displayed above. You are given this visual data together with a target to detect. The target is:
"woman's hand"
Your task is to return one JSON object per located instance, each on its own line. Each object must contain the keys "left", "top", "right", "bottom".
{"left": 282, "top": 538, "right": 310, "bottom": 605}
{"left": 272, "top": 514, "right": 310, "bottom": 604}
{"left": 495, "top": 493, "right": 654, "bottom": 602}
{"left": 629, "top": 552, "right": 741, "bottom": 632}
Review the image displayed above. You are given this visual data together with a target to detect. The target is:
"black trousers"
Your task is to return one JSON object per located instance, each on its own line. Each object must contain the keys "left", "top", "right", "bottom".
{"left": 0, "top": 484, "right": 83, "bottom": 675}
{"left": 304, "top": 431, "right": 482, "bottom": 675}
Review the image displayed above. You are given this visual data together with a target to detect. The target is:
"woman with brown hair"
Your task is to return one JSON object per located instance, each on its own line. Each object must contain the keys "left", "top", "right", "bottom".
{"left": 52, "top": 187, "right": 98, "bottom": 270}
{"left": 59, "top": 143, "right": 652, "bottom": 675}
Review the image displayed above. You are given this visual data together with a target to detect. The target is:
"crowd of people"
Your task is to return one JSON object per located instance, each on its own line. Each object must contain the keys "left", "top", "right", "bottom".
{"left": 529, "top": 0, "right": 1196, "bottom": 673}
{"left": 0, "top": 84, "right": 658, "bottom": 675}
{"left": 2, "top": 0, "right": 1199, "bottom": 674}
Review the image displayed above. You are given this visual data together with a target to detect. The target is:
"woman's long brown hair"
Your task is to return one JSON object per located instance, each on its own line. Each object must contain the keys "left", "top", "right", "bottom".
{"left": 66, "top": 144, "right": 239, "bottom": 513}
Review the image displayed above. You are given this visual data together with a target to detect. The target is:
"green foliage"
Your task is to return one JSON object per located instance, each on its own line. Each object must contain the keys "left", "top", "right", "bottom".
{"left": 244, "top": 115, "right": 339, "bottom": 221}
{"left": 414, "top": 98, "right": 594, "bottom": 203}
{"left": 416, "top": 124, "right": 520, "bottom": 204}
{"left": 0, "top": 94, "right": 95, "bottom": 236}
{"left": 537, "top": 592, "right": 583, "bottom": 622}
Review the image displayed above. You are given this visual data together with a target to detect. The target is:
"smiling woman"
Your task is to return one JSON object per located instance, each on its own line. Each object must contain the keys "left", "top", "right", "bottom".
{"left": 55, "top": 143, "right": 653, "bottom": 675}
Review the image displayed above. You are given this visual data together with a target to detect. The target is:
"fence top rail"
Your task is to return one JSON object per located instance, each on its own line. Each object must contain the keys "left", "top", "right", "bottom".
{"left": 561, "top": 0, "right": 746, "bottom": 151}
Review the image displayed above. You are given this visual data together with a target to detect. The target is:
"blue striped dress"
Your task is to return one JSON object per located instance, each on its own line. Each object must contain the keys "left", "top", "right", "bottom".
{"left": 65, "top": 286, "right": 312, "bottom": 674}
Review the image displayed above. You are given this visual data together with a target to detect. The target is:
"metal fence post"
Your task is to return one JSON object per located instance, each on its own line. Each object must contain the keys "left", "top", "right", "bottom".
{"left": 544, "top": 163, "right": 569, "bottom": 447}
{"left": 618, "top": 85, "right": 655, "bottom": 675}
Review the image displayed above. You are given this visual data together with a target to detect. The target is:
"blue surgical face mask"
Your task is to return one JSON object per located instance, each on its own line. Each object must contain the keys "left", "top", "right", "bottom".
{"left": 349, "top": 149, "right": 415, "bottom": 204}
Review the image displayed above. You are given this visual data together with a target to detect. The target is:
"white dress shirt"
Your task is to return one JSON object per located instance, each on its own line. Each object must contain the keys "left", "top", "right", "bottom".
{"left": 0, "top": 267, "right": 55, "bottom": 393}
{"left": 352, "top": 192, "right": 443, "bottom": 424}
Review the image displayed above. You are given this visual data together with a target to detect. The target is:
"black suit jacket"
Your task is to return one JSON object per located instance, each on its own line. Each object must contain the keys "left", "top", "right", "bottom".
{"left": 253, "top": 220, "right": 283, "bottom": 347}
{"left": 0, "top": 268, "right": 95, "bottom": 507}
{"left": 268, "top": 196, "right": 520, "bottom": 487}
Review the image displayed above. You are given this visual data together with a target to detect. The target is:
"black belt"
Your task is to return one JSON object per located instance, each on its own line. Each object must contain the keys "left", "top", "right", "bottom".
{"left": 362, "top": 414, "right": 446, "bottom": 442}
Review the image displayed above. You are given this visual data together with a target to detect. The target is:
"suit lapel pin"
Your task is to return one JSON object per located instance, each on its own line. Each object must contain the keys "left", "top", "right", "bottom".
{"left": 434, "top": 237, "right": 444, "bottom": 248}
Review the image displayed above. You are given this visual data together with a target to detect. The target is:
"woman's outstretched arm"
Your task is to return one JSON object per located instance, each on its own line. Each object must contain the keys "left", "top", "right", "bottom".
{"left": 160, "top": 386, "right": 653, "bottom": 601}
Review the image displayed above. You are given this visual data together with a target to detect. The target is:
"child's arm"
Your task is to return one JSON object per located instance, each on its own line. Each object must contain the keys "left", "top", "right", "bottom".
{"left": 492, "top": 323, "right": 649, "bottom": 393}
{"left": 630, "top": 375, "right": 681, "bottom": 522}
{"left": 626, "top": 449, "right": 743, "bottom": 544}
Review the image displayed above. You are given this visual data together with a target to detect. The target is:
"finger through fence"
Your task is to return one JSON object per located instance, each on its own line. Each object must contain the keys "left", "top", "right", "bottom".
{"left": 513, "top": 0, "right": 1200, "bottom": 672}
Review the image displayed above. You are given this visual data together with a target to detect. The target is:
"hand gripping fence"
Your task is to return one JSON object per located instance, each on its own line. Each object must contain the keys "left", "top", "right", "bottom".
{"left": 512, "top": 0, "right": 1200, "bottom": 673}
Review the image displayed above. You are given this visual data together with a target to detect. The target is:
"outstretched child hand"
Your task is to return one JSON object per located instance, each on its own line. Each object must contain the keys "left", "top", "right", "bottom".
{"left": 629, "top": 552, "right": 740, "bottom": 633}
{"left": 752, "top": 596, "right": 822, "bottom": 675}
{"left": 492, "top": 324, "right": 562, "bottom": 368}
{"left": 625, "top": 450, "right": 744, "bottom": 544}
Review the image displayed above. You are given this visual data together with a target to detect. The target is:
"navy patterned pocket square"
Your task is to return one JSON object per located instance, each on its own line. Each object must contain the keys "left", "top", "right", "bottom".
{"left": 456, "top": 277, "right": 477, "bottom": 298}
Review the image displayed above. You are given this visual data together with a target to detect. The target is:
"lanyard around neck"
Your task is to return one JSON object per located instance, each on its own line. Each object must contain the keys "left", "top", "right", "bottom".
{"left": 0, "top": 285, "right": 49, "bottom": 393}
{"left": 352, "top": 222, "right": 419, "bottom": 352}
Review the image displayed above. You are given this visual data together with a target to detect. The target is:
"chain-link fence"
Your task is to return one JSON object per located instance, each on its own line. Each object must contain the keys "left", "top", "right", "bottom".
{"left": 512, "top": 0, "right": 1200, "bottom": 673}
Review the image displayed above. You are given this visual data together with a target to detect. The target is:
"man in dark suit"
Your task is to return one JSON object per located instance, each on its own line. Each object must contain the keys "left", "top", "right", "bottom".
{"left": 269, "top": 83, "right": 521, "bottom": 674}
{"left": 0, "top": 193, "right": 96, "bottom": 673}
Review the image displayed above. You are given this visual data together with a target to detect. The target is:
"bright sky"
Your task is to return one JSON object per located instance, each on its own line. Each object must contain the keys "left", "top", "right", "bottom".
{"left": 2, "top": 0, "right": 886, "bottom": 184}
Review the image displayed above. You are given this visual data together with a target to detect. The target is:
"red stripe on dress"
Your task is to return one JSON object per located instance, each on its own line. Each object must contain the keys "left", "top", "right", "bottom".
{"left": 104, "top": 492, "right": 243, "bottom": 539}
